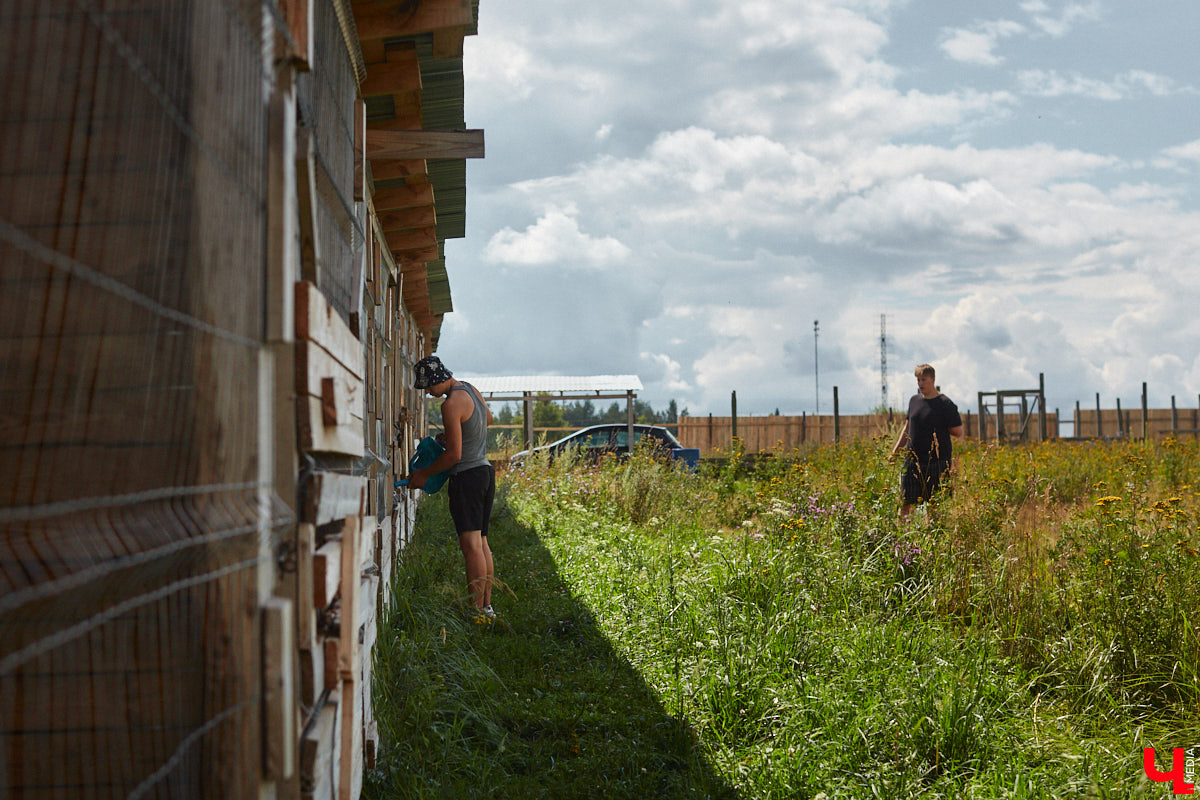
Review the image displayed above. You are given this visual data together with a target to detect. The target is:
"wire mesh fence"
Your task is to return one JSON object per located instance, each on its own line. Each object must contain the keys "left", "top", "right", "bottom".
{"left": 0, "top": 1, "right": 292, "bottom": 796}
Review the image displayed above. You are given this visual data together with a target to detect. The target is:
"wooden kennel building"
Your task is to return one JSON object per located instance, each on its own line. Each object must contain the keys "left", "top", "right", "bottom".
{"left": 0, "top": 0, "right": 482, "bottom": 797}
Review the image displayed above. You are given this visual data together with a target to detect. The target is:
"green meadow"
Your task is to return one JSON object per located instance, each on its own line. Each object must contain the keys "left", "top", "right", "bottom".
{"left": 366, "top": 435, "right": 1200, "bottom": 799}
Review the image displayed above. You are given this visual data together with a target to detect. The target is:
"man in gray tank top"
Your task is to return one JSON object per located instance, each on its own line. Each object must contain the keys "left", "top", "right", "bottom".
{"left": 408, "top": 356, "right": 497, "bottom": 623}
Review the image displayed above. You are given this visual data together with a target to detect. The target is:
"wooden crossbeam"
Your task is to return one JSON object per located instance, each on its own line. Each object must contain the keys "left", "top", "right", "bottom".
{"left": 369, "top": 159, "right": 427, "bottom": 184}
{"left": 377, "top": 205, "right": 436, "bottom": 232}
{"left": 384, "top": 227, "right": 437, "bottom": 253}
{"left": 353, "top": 0, "right": 474, "bottom": 41}
{"left": 359, "top": 53, "right": 421, "bottom": 96}
{"left": 392, "top": 244, "right": 439, "bottom": 264}
{"left": 373, "top": 182, "right": 434, "bottom": 211}
{"left": 365, "top": 129, "right": 484, "bottom": 161}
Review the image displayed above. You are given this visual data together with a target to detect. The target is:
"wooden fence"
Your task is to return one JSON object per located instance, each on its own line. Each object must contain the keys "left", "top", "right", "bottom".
{"left": 679, "top": 406, "right": 1198, "bottom": 455}
{"left": 1067, "top": 407, "right": 1200, "bottom": 440}
{"left": 678, "top": 410, "right": 1064, "bottom": 454}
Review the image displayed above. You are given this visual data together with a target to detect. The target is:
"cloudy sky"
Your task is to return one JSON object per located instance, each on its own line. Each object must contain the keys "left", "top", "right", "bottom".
{"left": 437, "top": 0, "right": 1200, "bottom": 424}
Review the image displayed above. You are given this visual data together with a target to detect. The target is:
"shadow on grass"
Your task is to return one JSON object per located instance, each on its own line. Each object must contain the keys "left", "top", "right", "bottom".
{"left": 365, "top": 488, "right": 738, "bottom": 800}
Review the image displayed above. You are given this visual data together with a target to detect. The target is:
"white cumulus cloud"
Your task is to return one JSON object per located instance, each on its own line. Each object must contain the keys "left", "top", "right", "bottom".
{"left": 939, "top": 20, "right": 1026, "bottom": 66}
{"left": 483, "top": 208, "right": 632, "bottom": 268}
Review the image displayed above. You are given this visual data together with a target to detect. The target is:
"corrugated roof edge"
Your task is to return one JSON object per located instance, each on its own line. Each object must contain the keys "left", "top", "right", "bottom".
{"left": 460, "top": 376, "right": 645, "bottom": 395}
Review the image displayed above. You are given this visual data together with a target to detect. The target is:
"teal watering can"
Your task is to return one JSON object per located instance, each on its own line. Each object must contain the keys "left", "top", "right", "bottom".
{"left": 395, "top": 436, "right": 451, "bottom": 493}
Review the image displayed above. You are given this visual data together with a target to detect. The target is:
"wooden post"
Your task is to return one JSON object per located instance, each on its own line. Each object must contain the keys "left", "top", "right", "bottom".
{"left": 707, "top": 413, "right": 713, "bottom": 452}
{"left": 1095, "top": 393, "right": 1102, "bottom": 438}
{"left": 1075, "top": 400, "right": 1080, "bottom": 439}
{"left": 977, "top": 392, "right": 986, "bottom": 443}
{"left": 731, "top": 391, "right": 738, "bottom": 441}
{"left": 262, "top": 598, "right": 296, "bottom": 780}
{"left": 626, "top": 391, "right": 635, "bottom": 451}
{"left": 522, "top": 392, "right": 533, "bottom": 448}
{"left": 800, "top": 411, "right": 806, "bottom": 443}
{"left": 1116, "top": 398, "right": 1124, "bottom": 437}
{"left": 1171, "top": 395, "right": 1178, "bottom": 433}
{"left": 1141, "top": 382, "right": 1148, "bottom": 440}
{"left": 833, "top": 386, "right": 840, "bottom": 443}
{"left": 996, "top": 393, "right": 1006, "bottom": 443}
{"left": 1038, "top": 373, "right": 1047, "bottom": 441}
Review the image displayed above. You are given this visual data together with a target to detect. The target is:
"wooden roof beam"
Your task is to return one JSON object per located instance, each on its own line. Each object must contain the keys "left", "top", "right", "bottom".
{"left": 373, "top": 182, "right": 434, "bottom": 211}
{"left": 366, "top": 129, "right": 484, "bottom": 160}
{"left": 369, "top": 159, "right": 427, "bottom": 183}
{"left": 385, "top": 227, "right": 437, "bottom": 253}
{"left": 360, "top": 54, "right": 421, "bottom": 96}
{"left": 392, "top": 244, "right": 440, "bottom": 264}
{"left": 354, "top": 0, "right": 474, "bottom": 41}
{"left": 377, "top": 205, "right": 436, "bottom": 232}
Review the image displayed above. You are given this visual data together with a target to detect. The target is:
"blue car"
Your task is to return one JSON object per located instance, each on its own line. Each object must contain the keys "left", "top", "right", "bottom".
{"left": 511, "top": 424, "right": 700, "bottom": 468}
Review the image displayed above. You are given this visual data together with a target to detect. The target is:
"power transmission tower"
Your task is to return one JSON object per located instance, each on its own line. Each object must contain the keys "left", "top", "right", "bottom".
{"left": 880, "top": 313, "right": 888, "bottom": 412}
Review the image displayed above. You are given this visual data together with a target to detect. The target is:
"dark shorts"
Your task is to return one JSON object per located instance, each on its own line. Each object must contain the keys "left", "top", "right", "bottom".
{"left": 447, "top": 464, "right": 495, "bottom": 536}
{"left": 902, "top": 456, "right": 952, "bottom": 505}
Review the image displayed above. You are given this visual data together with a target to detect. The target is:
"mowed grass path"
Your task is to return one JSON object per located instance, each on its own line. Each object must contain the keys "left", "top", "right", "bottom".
{"left": 365, "top": 487, "right": 736, "bottom": 800}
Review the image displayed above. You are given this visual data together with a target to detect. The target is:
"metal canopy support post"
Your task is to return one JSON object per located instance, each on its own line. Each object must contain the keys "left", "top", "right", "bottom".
{"left": 523, "top": 391, "right": 533, "bottom": 449}
{"left": 626, "top": 391, "right": 635, "bottom": 452}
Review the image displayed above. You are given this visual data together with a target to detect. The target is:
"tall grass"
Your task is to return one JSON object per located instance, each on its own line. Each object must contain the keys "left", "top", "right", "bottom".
{"left": 370, "top": 437, "right": 1200, "bottom": 798}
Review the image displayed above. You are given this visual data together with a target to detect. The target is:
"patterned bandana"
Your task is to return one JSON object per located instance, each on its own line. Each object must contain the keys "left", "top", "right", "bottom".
{"left": 413, "top": 355, "right": 453, "bottom": 389}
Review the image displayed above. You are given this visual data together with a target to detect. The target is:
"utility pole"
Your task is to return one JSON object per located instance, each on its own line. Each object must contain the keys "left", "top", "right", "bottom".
{"left": 879, "top": 313, "right": 888, "bottom": 412}
{"left": 813, "top": 319, "right": 820, "bottom": 415}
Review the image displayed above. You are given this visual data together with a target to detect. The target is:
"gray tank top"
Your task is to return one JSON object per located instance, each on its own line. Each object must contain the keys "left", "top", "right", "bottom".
{"left": 448, "top": 382, "right": 490, "bottom": 474}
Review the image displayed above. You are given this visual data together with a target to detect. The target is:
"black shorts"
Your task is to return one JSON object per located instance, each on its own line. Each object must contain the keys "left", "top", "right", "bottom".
{"left": 447, "top": 464, "right": 495, "bottom": 536}
{"left": 902, "top": 456, "right": 952, "bottom": 505}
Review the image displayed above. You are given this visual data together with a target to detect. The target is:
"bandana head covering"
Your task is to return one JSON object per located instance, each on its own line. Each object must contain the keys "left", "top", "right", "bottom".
{"left": 413, "top": 355, "right": 453, "bottom": 389}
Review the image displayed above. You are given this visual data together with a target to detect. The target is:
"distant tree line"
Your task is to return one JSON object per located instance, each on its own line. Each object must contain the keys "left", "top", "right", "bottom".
{"left": 493, "top": 396, "right": 682, "bottom": 430}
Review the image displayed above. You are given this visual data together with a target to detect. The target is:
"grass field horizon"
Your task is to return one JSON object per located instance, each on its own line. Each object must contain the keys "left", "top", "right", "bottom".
{"left": 367, "top": 435, "right": 1199, "bottom": 798}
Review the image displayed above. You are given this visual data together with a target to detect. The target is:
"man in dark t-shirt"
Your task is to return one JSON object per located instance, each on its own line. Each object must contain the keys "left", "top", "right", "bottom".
{"left": 890, "top": 363, "right": 963, "bottom": 517}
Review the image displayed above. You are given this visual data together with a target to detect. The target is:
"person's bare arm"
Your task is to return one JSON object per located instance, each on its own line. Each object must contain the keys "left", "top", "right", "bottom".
{"left": 890, "top": 420, "right": 910, "bottom": 459}
{"left": 409, "top": 390, "right": 469, "bottom": 487}
{"left": 949, "top": 424, "right": 964, "bottom": 438}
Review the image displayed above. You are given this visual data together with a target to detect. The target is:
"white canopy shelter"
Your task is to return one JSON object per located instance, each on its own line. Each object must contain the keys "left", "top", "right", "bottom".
{"left": 459, "top": 375, "right": 643, "bottom": 447}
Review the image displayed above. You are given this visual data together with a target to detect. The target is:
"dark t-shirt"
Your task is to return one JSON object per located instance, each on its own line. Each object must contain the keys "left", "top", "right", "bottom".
{"left": 906, "top": 393, "right": 962, "bottom": 462}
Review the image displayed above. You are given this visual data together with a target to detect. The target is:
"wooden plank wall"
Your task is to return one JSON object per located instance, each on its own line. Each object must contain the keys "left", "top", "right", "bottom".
{"left": 291, "top": 267, "right": 424, "bottom": 800}
{"left": 274, "top": 0, "right": 443, "bottom": 794}
{"left": 289, "top": 164, "right": 427, "bottom": 800}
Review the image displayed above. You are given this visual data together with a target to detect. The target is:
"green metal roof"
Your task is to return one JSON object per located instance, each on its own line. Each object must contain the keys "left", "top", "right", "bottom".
{"left": 373, "top": 1, "right": 479, "bottom": 340}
